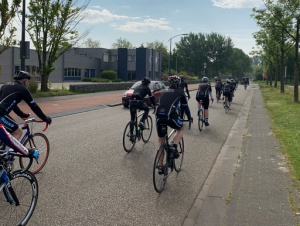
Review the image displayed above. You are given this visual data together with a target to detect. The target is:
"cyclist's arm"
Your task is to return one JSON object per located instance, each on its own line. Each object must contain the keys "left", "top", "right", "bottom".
{"left": 181, "top": 94, "right": 192, "bottom": 120}
{"left": 0, "top": 124, "right": 29, "bottom": 155}
{"left": 147, "top": 88, "right": 156, "bottom": 106}
{"left": 185, "top": 83, "right": 190, "bottom": 98}
{"left": 209, "top": 86, "right": 213, "bottom": 99}
{"left": 12, "top": 105, "right": 29, "bottom": 118}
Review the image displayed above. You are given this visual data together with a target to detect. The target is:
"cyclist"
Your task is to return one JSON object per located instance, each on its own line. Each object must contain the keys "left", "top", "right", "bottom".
{"left": 155, "top": 75, "right": 192, "bottom": 160}
{"left": 223, "top": 79, "right": 233, "bottom": 110}
{"left": 196, "top": 77, "right": 213, "bottom": 126}
{"left": 0, "top": 70, "right": 52, "bottom": 145}
{"left": 129, "top": 77, "right": 156, "bottom": 132}
{"left": 230, "top": 79, "right": 236, "bottom": 97}
{"left": 179, "top": 75, "right": 190, "bottom": 119}
{"left": 215, "top": 78, "right": 223, "bottom": 100}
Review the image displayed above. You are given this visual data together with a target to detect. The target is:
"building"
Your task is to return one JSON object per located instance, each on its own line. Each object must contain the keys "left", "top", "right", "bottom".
{"left": 0, "top": 46, "right": 162, "bottom": 83}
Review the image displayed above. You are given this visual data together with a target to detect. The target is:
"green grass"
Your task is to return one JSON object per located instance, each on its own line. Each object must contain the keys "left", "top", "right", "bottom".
{"left": 258, "top": 81, "right": 300, "bottom": 180}
{"left": 32, "top": 88, "right": 78, "bottom": 98}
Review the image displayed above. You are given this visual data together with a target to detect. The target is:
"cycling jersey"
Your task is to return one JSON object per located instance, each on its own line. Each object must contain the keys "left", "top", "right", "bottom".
{"left": 179, "top": 81, "right": 190, "bottom": 99}
{"left": 196, "top": 83, "right": 212, "bottom": 100}
{"left": 215, "top": 81, "right": 223, "bottom": 89}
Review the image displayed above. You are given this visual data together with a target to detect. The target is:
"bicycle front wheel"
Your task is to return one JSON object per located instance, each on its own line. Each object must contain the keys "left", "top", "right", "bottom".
{"left": 198, "top": 109, "right": 204, "bottom": 131}
{"left": 123, "top": 121, "right": 137, "bottom": 153}
{"left": 153, "top": 146, "right": 167, "bottom": 193}
{"left": 20, "top": 133, "right": 50, "bottom": 174}
{"left": 0, "top": 170, "right": 38, "bottom": 226}
{"left": 141, "top": 115, "right": 153, "bottom": 143}
{"left": 174, "top": 137, "right": 184, "bottom": 172}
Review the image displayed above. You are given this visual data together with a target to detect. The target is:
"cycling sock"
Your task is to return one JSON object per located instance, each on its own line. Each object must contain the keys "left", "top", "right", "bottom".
{"left": 205, "top": 118, "right": 208, "bottom": 123}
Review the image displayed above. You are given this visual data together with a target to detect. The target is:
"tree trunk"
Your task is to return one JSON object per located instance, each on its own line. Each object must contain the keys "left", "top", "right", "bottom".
{"left": 275, "top": 64, "right": 278, "bottom": 88}
{"left": 270, "top": 64, "right": 272, "bottom": 86}
{"left": 41, "top": 74, "right": 49, "bottom": 91}
{"left": 294, "top": 20, "right": 299, "bottom": 103}
{"left": 280, "top": 28, "right": 285, "bottom": 93}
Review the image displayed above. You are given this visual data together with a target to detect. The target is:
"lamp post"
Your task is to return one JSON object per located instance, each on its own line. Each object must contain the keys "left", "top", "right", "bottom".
{"left": 203, "top": 62, "right": 207, "bottom": 77}
{"left": 168, "top": 33, "right": 188, "bottom": 76}
{"left": 20, "top": 0, "right": 26, "bottom": 70}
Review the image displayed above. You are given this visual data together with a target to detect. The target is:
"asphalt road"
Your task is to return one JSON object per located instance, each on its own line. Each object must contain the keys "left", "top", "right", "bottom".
{"left": 25, "top": 85, "right": 250, "bottom": 226}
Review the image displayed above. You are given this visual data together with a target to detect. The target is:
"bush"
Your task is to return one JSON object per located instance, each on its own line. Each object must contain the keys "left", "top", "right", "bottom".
{"left": 28, "top": 77, "right": 39, "bottom": 93}
{"left": 82, "top": 78, "right": 110, "bottom": 82}
{"left": 101, "top": 70, "right": 117, "bottom": 80}
{"left": 112, "top": 78, "right": 123, "bottom": 82}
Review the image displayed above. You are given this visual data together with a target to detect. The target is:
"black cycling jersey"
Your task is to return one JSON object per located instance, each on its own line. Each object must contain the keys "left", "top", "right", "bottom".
{"left": 196, "top": 83, "right": 212, "bottom": 99}
{"left": 130, "top": 83, "right": 155, "bottom": 105}
{"left": 156, "top": 87, "right": 187, "bottom": 118}
{"left": 215, "top": 81, "right": 223, "bottom": 89}
{"left": 223, "top": 84, "right": 232, "bottom": 95}
{"left": 179, "top": 81, "right": 190, "bottom": 98}
{"left": 0, "top": 81, "right": 47, "bottom": 121}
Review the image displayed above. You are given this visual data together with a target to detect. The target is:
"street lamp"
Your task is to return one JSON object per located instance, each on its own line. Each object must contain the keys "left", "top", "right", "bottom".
{"left": 203, "top": 62, "right": 207, "bottom": 77}
{"left": 168, "top": 33, "right": 188, "bottom": 76}
{"left": 20, "top": 0, "right": 26, "bottom": 70}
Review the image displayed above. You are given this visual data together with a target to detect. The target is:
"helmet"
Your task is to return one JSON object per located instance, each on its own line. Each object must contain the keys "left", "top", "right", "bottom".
{"left": 201, "top": 77, "right": 209, "bottom": 83}
{"left": 142, "top": 77, "right": 150, "bottom": 85}
{"left": 230, "top": 79, "right": 234, "bottom": 82}
{"left": 168, "top": 75, "right": 181, "bottom": 86}
{"left": 226, "top": 79, "right": 231, "bottom": 83}
{"left": 14, "top": 70, "right": 31, "bottom": 80}
{"left": 217, "top": 78, "right": 221, "bottom": 81}
{"left": 180, "top": 75, "right": 185, "bottom": 81}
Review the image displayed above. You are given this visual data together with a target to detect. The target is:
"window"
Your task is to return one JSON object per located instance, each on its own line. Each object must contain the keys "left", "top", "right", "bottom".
{"left": 103, "top": 53, "right": 109, "bottom": 62}
{"left": 128, "top": 55, "right": 135, "bottom": 62}
{"left": 111, "top": 55, "right": 118, "bottom": 62}
{"left": 64, "top": 68, "right": 81, "bottom": 77}
{"left": 84, "top": 69, "right": 95, "bottom": 78}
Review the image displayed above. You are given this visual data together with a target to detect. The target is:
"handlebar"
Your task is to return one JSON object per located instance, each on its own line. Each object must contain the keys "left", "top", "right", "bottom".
{"left": 22, "top": 117, "right": 49, "bottom": 132}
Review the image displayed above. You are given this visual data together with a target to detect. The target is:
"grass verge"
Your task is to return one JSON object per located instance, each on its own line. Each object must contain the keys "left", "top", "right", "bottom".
{"left": 32, "top": 89, "right": 78, "bottom": 98}
{"left": 258, "top": 81, "right": 300, "bottom": 181}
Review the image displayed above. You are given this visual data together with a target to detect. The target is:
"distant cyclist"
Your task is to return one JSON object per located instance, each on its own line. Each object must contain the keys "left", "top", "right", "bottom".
{"left": 223, "top": 79, "right": 232, "bottom": 110}
{"left": 196, "top": 77, "right": 213, "bottom": 126}
{"left": 129, "top": 77, "right": 156, "bottom": 132}
{"left": 179, "top": 75, "right": 190, "bottom": 100}
{"left": 215, "top": 78, "right": 223, "bottom": 100}
{"left": 156, "top": 75, "right": 192, "bottom": 160}
{"left": 230, "top": 79, "right": 236, "bottom": 97}
{"left": 0, "top": 70, "right": 52, "bottom": 145}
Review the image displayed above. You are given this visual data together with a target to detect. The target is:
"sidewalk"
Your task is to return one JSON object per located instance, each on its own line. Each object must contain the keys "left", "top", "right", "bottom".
{"left": 184, "top": 84, "right": 300, "bottom": 226}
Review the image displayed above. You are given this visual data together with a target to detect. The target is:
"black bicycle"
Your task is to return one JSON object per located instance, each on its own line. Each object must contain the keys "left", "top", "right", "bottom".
{"left": 223, "top": 96, "right": 230, "bottom": 113}
{"left": 198, "top": 100, "right": 205, "bottom": 131}
{"left": 123, "top": 108, "right": 153, "bottom": 153}
{"left": 153, "top": 120, "right": 192, "bottom": 193}
{"left": 0, "top": 150, "right": 38, "bottom": 226}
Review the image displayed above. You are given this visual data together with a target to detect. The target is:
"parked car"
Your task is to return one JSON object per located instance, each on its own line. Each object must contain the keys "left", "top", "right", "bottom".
{"left": 122, "top": 81, "right": 165, "bottom": 108}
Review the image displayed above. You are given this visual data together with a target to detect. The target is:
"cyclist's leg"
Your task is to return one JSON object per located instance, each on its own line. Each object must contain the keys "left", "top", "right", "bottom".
{"left": 169, "top": 117, "right": 183, "bottom": 145}
{"left": 129, "top": 106, "right": 136, "bottom": 134}
{"left": 0, "top": 115, "right": 22, "bottom": 148}
{"left": 156, "top": 118, "right": 167, "bottom": 166}
{"left": 203, "top": 98, "right": 210, "bottom": 125}
{"left": 140, "top": 103, "right": 149, "bottom": 124}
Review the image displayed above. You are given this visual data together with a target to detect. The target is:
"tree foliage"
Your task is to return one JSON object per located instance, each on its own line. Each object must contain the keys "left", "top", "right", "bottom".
{"left": 84, "top": 38, "right": 101, "bottom": 48}
{"left": 26, "top": 0, "right": 91, "bottom": 91}
{"left": 111, "top": 37, "right": 134, "bottom": 49}
{"left": 0, "top": 0, "right": 21, "bottom": 55}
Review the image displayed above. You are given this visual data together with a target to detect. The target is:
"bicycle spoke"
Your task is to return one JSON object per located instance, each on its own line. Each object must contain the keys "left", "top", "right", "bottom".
{"left": 123, "top": 121, "right": 136, "bottom": 153}
{"left": 153, "top": 148, "right": 167, "bottom": 193}
{"left": 141, "top": 116, "right": 153, "bottom": 143}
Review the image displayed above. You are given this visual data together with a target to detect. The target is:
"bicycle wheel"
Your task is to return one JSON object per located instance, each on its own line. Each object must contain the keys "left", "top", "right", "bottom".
{"left": 141, "top": 115, "right": 153, "bottom": 143}
{"left": 198, "top": 109, "right": 204, "bottom": 131}
{"left": 0, "top": 170, "right": 38, "bottom": 226}
{"left": 174, "top": 137, "right": 184, "bottom": 172}
{"left": 153, "top": 146, "right": 167, "bottom": 193}
{"left": 19, "top": 133, "right": 50, "bottom": 174}
{"left": 122, "top": 121, "right": 137, "bottom": 153}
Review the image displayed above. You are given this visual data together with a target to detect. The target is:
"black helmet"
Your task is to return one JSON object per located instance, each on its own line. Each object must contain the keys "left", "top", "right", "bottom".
{"left": 142, "top": 77, "right": 150, "bottom": 85}
{"left": 168, "top": 75, "right": 181, "bottom": 86}
{"left": 201, "top": 77, "right": 209, "bottom": 83}
{"left": 14, "top": 70, "right": 31, "bottom": 80}
{"left": 180, "top": 75, "right": 185, "bottom": 81}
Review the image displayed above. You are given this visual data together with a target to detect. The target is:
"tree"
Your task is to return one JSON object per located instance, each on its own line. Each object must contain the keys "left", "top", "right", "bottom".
{"left": 26, "top": 0, "right": 91, "bottom": 91}
{"left": 227, "top": 48, "right": 252, "bottom": 80}
{"left": 0, "top": 0, "right": 21, "bottom": 55}
{"left": 111, "top": 37, "right": 134, "bottom": 49}
{"left": 146, "top": 40, "right": 168, "bottom": 72}
{"left": 83, "top": 38, "right": 100, "bottom": 48}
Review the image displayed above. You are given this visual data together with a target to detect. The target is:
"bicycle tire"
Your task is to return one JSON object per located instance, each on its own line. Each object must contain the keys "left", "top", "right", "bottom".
{"left": 19, "top": 133, "right": 50, "bottom": 174}
{"left": 141, "top": 115, "right": 153, "bottom": 143}
{"left": 0, "top": 170, "right": 38, "bottom": 226}
{"left": 174, "top": 137, "right": 184, "bottom": 172}
{"left": 198, "top": 109, "right": 204, "bottom": 131}
{"left": 122, "top": 121, "right": 137, "bottom": 153}
{"left": 153, "top": 146, "right": 167, "bottom": 193}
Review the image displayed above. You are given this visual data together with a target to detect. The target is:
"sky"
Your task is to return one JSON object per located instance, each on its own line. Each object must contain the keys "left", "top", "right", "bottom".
{"left": 13, "top": 0, "right": 265, "bottom": 56}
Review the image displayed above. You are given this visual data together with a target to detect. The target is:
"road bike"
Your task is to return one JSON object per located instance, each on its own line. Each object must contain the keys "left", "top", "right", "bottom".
{"left": 223, "top": 96, "right": 230, "bottom": 113}
{"left": 123, "top": 108, "right": 153, "bottom": 153}
{"left": 0, "top": 150, "right": 38, "bottom": 226}
{"left": 244, "top": 83, "right": 247, "bottom": 90}
{"left": 1, "top": 117, "right": 50, "bottom": 174}
{"left": 216, "top": 90, "right": 222, "bottom": 103}
{"left": 198, "top": 100, "right": 205, "bottom": 131}
{"left": 153, "top": 119, "right": 192, "bottom": 193}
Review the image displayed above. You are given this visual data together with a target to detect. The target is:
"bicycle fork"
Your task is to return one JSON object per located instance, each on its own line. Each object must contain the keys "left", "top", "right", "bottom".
{"left": 0, "top": 170, "right": 19, "bottom": 205}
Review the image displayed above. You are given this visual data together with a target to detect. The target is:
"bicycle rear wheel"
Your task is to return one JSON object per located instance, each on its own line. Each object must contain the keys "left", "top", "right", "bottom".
{"left": 19, "top": 133, "right": 50, "bottom": 174}
{"left": 123, "top": 121, "right": 137, "bottom": 153}
{"left": 0, "top": 170, "right": 38, "bottom": 226}
{"left": 198, "top": 109, "right": 204, "bottom": 131}
{"left": 153, "top": 146, "right": 167, "bottom": 193}
{"left": 174, "top": 137, "right": 184, "bottom": 172}
{"left": 141, "top": 115, "right": 153, "bottom": 143}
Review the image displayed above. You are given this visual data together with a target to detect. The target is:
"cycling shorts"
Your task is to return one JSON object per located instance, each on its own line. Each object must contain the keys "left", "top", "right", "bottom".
{"left": 196, "top": 96, "right": 209, "bottom": 109}
{"left": 224, "top": 93, "right": 232, "bottom": 102}
{"left": 0, "top": 115, "right": 19, "bottom": 133}
{"left": 156, "top": 116, "right": 183, "bottom": 138}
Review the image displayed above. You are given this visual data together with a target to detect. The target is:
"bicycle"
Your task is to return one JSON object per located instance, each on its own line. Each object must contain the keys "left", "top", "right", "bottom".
{"left": 216, "top": 90, "right": 222, "bottom": 103}
{"left": 198, "top": 100, "right": 205, "bottom": 131}
{"left": 1, "top": 117, "right": 50, "bottom": 174}
{"left": 0, "top": 150, "right": 38, "bottom": 226}
{"left": 123, "top": 108, "right": 153, "bottom": 153}
{"left": 244, "top": 83, "right": 247, "bottom": 90}
{"left": 223, "top": 96, "right": 230, "bottom": 113}
{"left": 153, "top": 120, "right": 192, "bottom": 193}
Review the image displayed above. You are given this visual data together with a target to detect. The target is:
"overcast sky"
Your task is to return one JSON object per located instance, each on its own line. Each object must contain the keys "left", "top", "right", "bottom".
{"left": 14, "top": 0, "right": 265, "bottom": 56}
